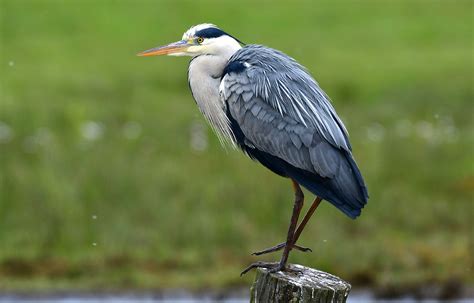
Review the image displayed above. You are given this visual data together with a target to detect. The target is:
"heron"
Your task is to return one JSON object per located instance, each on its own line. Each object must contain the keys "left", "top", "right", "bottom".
{"left": 138, "top": 23, "right": 369, "bottom": 275}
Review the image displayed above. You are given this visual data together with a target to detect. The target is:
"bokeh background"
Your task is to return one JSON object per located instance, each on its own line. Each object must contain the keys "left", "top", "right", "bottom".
{"left": 1, "top": 0, "right": 473, "bottom": 298}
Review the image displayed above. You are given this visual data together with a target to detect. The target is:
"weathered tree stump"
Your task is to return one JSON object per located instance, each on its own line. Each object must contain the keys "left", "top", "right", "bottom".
{"left": 250, "top": 264, "right": 351, "bottom": 303}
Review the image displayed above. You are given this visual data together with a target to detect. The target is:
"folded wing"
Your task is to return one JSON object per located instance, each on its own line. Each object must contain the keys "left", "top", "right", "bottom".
{"left": 220, "top": 45, "right": 369, "bottom": 218}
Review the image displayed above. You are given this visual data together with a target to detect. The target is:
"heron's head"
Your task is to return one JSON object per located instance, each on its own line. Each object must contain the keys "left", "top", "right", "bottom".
{"left": 138, "top": 23, "right": 242, "bottom": 58}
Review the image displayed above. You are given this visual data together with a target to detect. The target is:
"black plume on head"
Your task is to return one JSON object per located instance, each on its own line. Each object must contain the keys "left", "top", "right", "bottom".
{"left": 195, "top": 27, "right": 244, "bottom": 45}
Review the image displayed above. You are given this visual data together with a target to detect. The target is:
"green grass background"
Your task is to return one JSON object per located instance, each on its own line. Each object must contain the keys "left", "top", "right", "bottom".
{"left": 0, "top": 0, "right": 473, "bottom": 293}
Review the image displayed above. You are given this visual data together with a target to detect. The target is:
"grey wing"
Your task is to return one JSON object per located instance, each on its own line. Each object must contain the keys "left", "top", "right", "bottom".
{"left": 221, "top": 45, "right": 351, "bottom": 177}
{"left": 220, "top": 45, "right": 368, "bottom": 217}
{"left": 226, "top": 45, "right": 351, "bottom": 152}
{"left": 221, "top": 71, "right": 343, "bottom": 179}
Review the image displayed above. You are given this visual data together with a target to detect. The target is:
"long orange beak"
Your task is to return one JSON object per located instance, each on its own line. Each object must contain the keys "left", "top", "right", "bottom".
{"left": 137, "top": 40, "right": 189, "bottom": 57}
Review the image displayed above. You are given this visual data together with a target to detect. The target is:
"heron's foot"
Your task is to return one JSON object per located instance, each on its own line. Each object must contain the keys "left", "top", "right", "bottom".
{"left": 240, "top": 261, "right": 282, "bottom": 276}
{"left": 251, "top": 242, "right": 312, "bottom": 256}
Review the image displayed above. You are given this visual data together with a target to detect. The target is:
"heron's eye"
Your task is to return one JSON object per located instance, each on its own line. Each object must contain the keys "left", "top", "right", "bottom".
{"left": 197, "top": 37, "right": 204, "bottom": 44}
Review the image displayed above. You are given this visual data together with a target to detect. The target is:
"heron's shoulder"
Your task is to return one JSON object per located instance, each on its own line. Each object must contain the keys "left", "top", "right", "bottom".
{"left": 223, "top": 45, "right": 302, "bottom": 81}
{"left": 223, "top": 44, "right": 352, "bottom": 152}
{"left": 228, "top": 44, "right": 299, "bottom": 68}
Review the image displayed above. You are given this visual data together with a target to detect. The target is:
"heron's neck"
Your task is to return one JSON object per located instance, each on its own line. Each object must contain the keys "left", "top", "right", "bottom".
{"left": 192, "top": 50, "right": 238, "bottom": 76}
{"left": 190, "top": 38, "right": 242, "bottom": 77}
{"left": 187, "top": 50, "right": 240, "bottom": 147}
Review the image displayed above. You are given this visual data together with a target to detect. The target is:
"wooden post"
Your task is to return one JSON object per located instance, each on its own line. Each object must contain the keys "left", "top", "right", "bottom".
{"left": 249, "top": 264, "right": 351, "bottom": 303}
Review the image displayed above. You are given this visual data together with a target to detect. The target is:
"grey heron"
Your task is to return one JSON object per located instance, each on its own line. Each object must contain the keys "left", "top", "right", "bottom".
{"left": 138, "top": 23, "right": 369, "bottom": 275}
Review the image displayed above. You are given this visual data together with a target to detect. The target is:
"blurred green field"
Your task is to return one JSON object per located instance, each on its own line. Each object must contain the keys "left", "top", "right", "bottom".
{"left": 0, "top": 0, "right": 473, "bottom": 295}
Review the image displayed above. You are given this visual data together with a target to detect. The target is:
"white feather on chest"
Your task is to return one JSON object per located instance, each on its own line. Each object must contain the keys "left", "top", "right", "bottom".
{"left": 188, "top": 55, "right": 236, "bottom": 148}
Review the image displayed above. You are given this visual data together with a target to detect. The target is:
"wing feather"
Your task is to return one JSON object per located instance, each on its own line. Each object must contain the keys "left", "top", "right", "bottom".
{"left": 220, "top": 45, "right": 368, "bottom": 217}
{"left": 224, "top": 45, "right": 350, "bottom": 151}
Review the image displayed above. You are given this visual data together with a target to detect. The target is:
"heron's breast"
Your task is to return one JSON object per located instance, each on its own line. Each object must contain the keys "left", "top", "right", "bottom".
{"left": 188, "top": 57, "right": 236, "bottom": 147}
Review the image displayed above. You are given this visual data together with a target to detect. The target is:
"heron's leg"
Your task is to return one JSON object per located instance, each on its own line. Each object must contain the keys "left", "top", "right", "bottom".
{"left": 251, "top": 196, "right": 323, "bottom": 256}
{"left": 291, "top": 196, "right": 323, "bottom": 244}
{"left": 269, "top": 180, "right": 305, "bottom": 272}
{"left": 241, "top": 180, "right": 304, "bottom": 275}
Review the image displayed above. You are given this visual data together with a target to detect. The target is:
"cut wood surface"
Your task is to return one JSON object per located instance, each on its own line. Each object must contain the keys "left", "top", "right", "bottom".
{"left": 250, "top": 264, "right": 351, "bottom": 303}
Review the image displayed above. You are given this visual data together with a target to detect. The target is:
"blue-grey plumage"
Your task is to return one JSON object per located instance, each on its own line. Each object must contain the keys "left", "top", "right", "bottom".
{"left": 138, "top": 23, "right": 369, "bottom": 274}
{"left": 221, "top": 45, "right": 368, "bottom": 218}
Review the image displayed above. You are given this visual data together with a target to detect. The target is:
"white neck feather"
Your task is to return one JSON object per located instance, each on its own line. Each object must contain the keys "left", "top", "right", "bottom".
{"left": 187, "top": 39, "right": 241, "bottom": 148}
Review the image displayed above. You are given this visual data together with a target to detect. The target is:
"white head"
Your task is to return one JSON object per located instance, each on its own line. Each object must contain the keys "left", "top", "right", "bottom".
{"left": 138, "top": 23, "right": 242, "bottom": 58}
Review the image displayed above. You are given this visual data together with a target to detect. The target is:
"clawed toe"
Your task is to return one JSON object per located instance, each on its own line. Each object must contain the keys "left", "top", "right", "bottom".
{"left": 296, "top": 245, "right": 312, "bottom": 253}
{"left": 267, "top": 263, "right": 286, "bottom": 274}
{"left": 251, "top": 243, "right": 286, "bottom": 256}
{"left": 251, "top": 242, "right": 312, "bottom": 256}
{"left": 241, "top": 193, "right": 323, "bottom": 277}
{"left": 240, "top": 261, "right": 280, "bottom": 276}
{"left": 240, "top": 261, "right": 305, "bottom": 276}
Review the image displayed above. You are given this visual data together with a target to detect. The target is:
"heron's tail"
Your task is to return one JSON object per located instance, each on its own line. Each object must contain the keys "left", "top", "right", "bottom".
{"left": 292, "top": 151, "right": 369, "bottom": 219}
